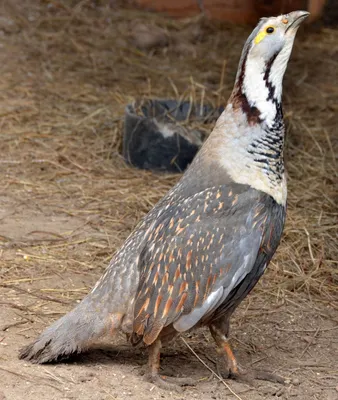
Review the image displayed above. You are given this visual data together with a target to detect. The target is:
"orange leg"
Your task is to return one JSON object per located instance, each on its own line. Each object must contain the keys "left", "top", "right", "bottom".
{"left": 210, "top": 324, "right": 241, "bottom": 377}
{"left": 210, "top": 322, "right": 285, "bottom": 384}
{"left": 148, "top": 339, "right": 161, "bottom": 377}
{"left": 146, "top": 339, "right": 196, "bottom": 391}
{"left": 222, "top": 339, "right": 239, "bottom": 375}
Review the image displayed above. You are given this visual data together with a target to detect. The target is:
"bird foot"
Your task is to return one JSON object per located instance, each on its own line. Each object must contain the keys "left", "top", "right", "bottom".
{"left": 218, "top": 363, "right": 250, "bottom": 383}
{"left": 220, "top": 365, "right": 285, "bottom": 385}
{"left": 251, "top": 369, "right": 285, "bottom": 384}
{"left": 145, "top": 373, "right": 196, "bottom": 392}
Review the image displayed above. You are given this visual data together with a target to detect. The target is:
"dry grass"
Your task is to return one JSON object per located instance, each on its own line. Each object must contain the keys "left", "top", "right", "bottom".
{"left": 0, "top": 0, "right": 337, "bottom": 314}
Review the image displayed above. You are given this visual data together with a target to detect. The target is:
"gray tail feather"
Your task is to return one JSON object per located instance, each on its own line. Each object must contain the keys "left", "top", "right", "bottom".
{"left": 19, "top": 295, "right": 110, "bottom": 363}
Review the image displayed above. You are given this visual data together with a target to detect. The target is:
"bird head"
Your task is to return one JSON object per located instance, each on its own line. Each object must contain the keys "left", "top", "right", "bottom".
{"left": 231, "top": 11, "right": 309, "bottom": 126}
{"left": 249, "top": 11, "right": 310, "bottom": 65}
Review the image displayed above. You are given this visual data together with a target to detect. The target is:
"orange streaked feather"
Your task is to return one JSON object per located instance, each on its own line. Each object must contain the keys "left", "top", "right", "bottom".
{"left": 186, "top": 250, "right": 192, "bottom": 270}
{"left": 154, "top": 295, "right": 163, "bottom": 318}
{"left": 162, "top": 297, "right": 173, "bottom": 318}
{"left": 174, "top": 265, "right": 181, "bottom": 281}
{"left": 175, "top": 292, "right": 188, "bottom": 313}
{"left": 194, "top": 281, "right": 200, "bottom": 307}
{"left": 179, "top": 281, "right": 188, "bottom": 295}
{"left": 153, "top": 271, "right": 159, "bottom": 286}
{"left": 135, "top": 297, "right": 150, "bottom": 319}
{"left": 204, "top": 275, "right": 213, "bottom": 298}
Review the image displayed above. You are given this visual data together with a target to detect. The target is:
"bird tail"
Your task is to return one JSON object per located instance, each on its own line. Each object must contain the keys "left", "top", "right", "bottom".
{"left": 19, "top": 227, "right": 141, "bottom": 364}
{"left": 18, "top": 293, "right": 118, "bottom": 363}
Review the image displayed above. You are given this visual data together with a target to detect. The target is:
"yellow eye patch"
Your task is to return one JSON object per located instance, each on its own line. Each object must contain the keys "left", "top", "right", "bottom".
{"left": 254, "top": 30, "right": 267, "bottom": 44}
{"left": 254, "top": 26, "right": 275, "bottom": 44}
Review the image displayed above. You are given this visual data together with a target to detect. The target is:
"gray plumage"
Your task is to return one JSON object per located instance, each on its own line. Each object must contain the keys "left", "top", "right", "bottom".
{"left": 19, "top": 10, "right": 309, "bottom": 390}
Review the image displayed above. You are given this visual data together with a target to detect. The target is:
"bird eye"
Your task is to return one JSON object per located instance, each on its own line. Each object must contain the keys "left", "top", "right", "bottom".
{"left": 266, "top": 26, "right": 275, "bottom": 34}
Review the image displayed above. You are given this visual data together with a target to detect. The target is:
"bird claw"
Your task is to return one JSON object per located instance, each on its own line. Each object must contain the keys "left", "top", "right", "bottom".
{"left": 251, "top": 369, "right": 285, "bottom": 384}
{"left": 218, "top": 363, "right": 285, "bottom": 385}
{"left": 145, "top": 373, "right": 196, "bottom": 392}
{"left": 218, "top": 363, "right": 252, "bottom": 384}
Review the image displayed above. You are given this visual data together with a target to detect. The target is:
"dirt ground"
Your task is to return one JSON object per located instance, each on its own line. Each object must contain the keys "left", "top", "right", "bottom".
{"left": 0, "top": 1, "right": 337, "bottom": 400}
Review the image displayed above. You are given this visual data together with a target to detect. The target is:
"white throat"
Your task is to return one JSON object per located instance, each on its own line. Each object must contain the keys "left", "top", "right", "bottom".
{"left": 242, "top": 40, "right": 294, "bottom": 128}
{"left": 243, "top": 57, "right": 280, "bottom": 127}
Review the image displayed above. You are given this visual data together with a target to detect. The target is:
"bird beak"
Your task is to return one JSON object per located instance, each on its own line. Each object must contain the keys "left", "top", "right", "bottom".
{"left": 285, "top": 10, "right": 310, "bottom": 33}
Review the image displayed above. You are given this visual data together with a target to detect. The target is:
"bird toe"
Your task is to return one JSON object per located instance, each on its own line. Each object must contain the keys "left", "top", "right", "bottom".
{"left": 145, "top": 373, "right": 195, "bottom": 392}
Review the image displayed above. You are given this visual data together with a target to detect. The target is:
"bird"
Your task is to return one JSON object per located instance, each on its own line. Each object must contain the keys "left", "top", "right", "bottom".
{"left": 19, "top": 10, "right": 309, "bottom": 391}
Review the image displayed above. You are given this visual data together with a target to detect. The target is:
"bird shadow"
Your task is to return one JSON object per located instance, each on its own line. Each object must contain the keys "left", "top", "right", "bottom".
{"left": 54, "top": 341, "right": 211, "bottom": 378}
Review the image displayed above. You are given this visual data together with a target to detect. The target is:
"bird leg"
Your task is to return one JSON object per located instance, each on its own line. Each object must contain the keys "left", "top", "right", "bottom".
{"left": 145, "top": 339, "right": 196, "bottom": 392}
{"left": 210, "top": 324, "right": 243, "bottom": 378}
{"left": 210, "top": 323, "right": 285, "bottom": 385}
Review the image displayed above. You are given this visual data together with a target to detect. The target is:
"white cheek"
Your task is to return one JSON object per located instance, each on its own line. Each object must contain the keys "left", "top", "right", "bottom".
{"left": 264, "top": 36, "right": 283, "bottom": 58}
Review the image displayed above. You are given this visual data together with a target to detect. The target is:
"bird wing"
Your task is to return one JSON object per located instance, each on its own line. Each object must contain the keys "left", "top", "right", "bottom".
{"left": 132, "top": 184, "right": 267, "bottom": 345}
